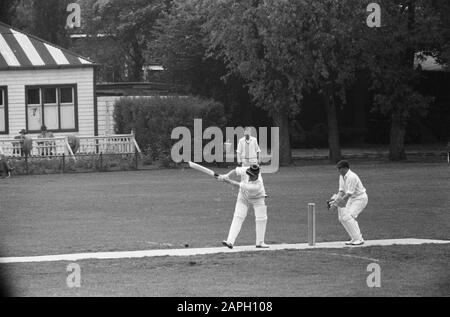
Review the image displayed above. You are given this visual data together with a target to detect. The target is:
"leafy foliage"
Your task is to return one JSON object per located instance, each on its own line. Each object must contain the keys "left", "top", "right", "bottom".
{"left": 363, "top": 0, "right": 449, "bottom": 159}
{"left": 8, "top": 0, "right": 70, "bottom": 47}
{"left": 150, "top": 0, "right": 256, "bottom": 127}
{"left": 113, "top": 96, "right": 227, "bottom": 160}
{"left": 4, "top": 0, "right": 449, "bottom": 162}
{"left": 366, "top": 0, "right": 445, "bottom": 121}
{"left": 72, "top": 0, "right": 168, "bottom": 81}
{"left": 203, "top": 0, "right": 449, "bottom": 161}
{"left": 0, "top": 0, "right": 18, "bottom": 24}
{"left": 203, "top": 0, "right": 373, "bottom": 162}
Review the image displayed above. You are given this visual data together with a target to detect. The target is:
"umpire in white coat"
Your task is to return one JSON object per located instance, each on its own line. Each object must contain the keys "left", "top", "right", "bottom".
{"left": 236, "top": 127, "right": 261, "bottom": 167}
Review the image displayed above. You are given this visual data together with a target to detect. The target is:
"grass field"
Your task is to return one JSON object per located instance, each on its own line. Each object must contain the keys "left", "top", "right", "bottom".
{"left": 0, "top": 161, "right": 449, "bottom": 296}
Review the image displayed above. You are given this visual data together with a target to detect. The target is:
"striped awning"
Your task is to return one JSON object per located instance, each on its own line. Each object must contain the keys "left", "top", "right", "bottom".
{"left": 0, "top": 22, "right": 94, "bottom": 70}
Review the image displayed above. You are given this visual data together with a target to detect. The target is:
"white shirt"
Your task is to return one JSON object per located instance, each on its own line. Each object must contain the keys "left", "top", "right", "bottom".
{"left": 236, "top": 136, "right": 261, "bottom": 164}
{"left": 339, "top": 169, "right": 367, "bottom": 198}
{"left": 236, "top": 167, "right": 266, "bottom": 200}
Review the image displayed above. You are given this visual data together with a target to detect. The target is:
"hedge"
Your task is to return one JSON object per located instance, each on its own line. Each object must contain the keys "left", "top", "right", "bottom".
{"left": 8, "top": 154, "right": 138, "bottom": 175}
{"left": 113, "top": 96, "right": 227, "bottom": 161}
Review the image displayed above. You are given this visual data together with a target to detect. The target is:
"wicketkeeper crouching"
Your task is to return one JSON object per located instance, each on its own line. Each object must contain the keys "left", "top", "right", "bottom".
{"left": 218, "top": 164, "right": 269, "bottom": 249}
{"left": 328, "top": 160, "right": 368, "bottom": 246}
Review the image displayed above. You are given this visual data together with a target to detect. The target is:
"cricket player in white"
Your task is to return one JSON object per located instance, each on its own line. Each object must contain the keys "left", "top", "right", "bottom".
{"left": 330, "top": 160, "right": 368, "bottom": 246}
{"left": 236, "top": 128, "right": 261, "bottom": 167}
{"left": 218, "top": 164, "right": 269, "bottom": 249}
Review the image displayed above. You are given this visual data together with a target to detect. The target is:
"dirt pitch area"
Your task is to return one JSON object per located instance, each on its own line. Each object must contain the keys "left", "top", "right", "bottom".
{"left": 0, "top": 162, "right": 449, "bottom": 296}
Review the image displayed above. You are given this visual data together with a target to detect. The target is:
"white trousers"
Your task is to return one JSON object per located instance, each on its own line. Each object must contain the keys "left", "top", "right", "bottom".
{"left": 226, "top": 195, "right": 267, "bottom": 245}
{"left": 338, "top": 194, "right": 368, "bottom": 241}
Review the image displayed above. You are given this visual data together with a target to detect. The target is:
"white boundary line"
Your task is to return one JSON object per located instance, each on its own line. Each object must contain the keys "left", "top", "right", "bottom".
{"left": 0, "top": 238, "right": 448, "bottom": 264}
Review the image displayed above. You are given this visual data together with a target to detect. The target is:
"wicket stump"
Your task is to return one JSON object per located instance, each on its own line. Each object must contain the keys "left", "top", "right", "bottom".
{"left": 308, "top": 203, "right": 316, "bottom": 246}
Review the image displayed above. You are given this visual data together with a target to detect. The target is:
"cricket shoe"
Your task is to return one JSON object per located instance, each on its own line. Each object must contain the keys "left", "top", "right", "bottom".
{"left": 222, "top": 241, "right": 233, "bottom": 249}
{"left": 256, "top": 243, "right": 269, "bottom": 249}
{"left": 349, "top": 239, "right": 364, "bottom": 246}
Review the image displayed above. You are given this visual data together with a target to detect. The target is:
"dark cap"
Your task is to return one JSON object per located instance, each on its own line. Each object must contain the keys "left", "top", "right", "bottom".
{"left": 336, "top": 160, "right": 350, "bottom": 169}
{"left": 246, "top": 164, "right": 260, "bottom": 178}
{"left": 19, "top": 129, "right": 26, "bottom": 134}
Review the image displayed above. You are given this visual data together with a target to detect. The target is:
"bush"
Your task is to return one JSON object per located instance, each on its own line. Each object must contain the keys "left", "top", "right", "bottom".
{"left": 9, "top": 157, "right": 61, "bottom": 175}
{"left": 141, "top": 152, "right": 154, "bottom": 166}
{"left": 113, "top": 96, "right": 227, "bottom": 161}
{"left": 9, "top": 154, "right": 137, "bottom": 175}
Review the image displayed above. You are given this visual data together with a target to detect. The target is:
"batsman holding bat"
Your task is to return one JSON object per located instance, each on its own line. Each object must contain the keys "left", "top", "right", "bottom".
{"left": 217, "top": 164, "right": 269, "bottom": 249}
{"left": 328, "top": 160, "right": 368, "bottom": 246}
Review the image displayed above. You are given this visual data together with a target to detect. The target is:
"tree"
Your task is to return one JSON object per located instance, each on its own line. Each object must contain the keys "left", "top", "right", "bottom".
{"left": 68, "top": 0, "right": 126, "bottom": 81}
{"left": 151, "top": 0, "right": 222, "bottom": 95}
{"left": 261, "top": 0, "right": 373, "bottom": 163}
{"left": 150, "top": 0, "right": 258, "bottom": 127}
{"left": 73, "top": 0, "right": 167, "bottom": 82}
{"left": 31, "top": 0, "right": 70, "bottom": 46}
{"left": 205, "top": 0, "right": 298, "bottom": 165}
{"left": 62, "top": 0, "right": 169, "bottom": 82}
{"left": 366, "top": 0, "right": 449, "bottom": 160}
{"left": 9, "top": 0, "right": 70, "bottom": 47}
{"left": 0, "top": 0, "right": 18, "bottom": 24}
{"left": 205, "top": 0, "right": 374, "bottom": 163}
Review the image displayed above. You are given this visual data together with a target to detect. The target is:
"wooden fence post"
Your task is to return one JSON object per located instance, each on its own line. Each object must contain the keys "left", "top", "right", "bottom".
{"left": 134, "top": 148, "right": 139, "bottom": 170}
{"left": 25, "top": 152, "right": 29, "bottom": 175}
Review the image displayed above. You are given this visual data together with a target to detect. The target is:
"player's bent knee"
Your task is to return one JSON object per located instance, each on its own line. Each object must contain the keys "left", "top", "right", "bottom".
{"left": 348, "top": 207, "right": 364, "bottom": 219}
{"left": 341, "top": 213, "right": 354, "bottom": 222}
{"left": 338, "top": 209, "right": 346, "bottom": 222}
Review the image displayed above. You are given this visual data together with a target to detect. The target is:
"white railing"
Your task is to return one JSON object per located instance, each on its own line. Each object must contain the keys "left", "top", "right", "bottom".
{"left": 77, "top": 134, "right": 141, "bottom": 154}
{"left": 0, "top": 134, "right": 141, "bottom": 158}
{"left": 0, "top": 136, "right": 74, "bottom": 158}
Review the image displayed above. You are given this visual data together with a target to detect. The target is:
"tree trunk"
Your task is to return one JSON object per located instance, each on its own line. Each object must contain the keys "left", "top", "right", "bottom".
{"left": 323, "top": 90, "right": 342, "bottom": 163}
{"left": 389, "top": 113, "right": 407, "bottom": 161}
{"left": 272, "top": 109, "right": 292, "bottom": 166}
{"left": 387, "top": 1, "right": 414, "bottom": 162}
{"left": 352, "top": 71, "right": 370, "bottom": 145}
{"left": 129, "top": 40, "right": 144, "bottom": 81}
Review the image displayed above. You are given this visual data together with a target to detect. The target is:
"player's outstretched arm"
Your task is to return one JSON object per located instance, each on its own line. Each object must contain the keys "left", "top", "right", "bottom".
{"left": 218, "top": 169, "right": 237, "bottom": 180}
{"left": 223, "top": 178, "right": 240, "bottom": 187}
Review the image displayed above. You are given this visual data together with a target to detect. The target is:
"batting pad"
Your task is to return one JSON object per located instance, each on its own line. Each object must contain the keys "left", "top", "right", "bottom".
{"left": 256, "top": 219, "right": 267, "bottom": 245}
{"left": 254, "top": 205, "right": 267, "bottom": 221}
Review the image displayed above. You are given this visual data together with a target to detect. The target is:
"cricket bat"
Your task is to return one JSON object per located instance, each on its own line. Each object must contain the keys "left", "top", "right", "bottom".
{"left": 188, "top": 161, "right": 240, "bottom": 187}
{"left": 188, "top": 161, "right": 219, "bottom": 178}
